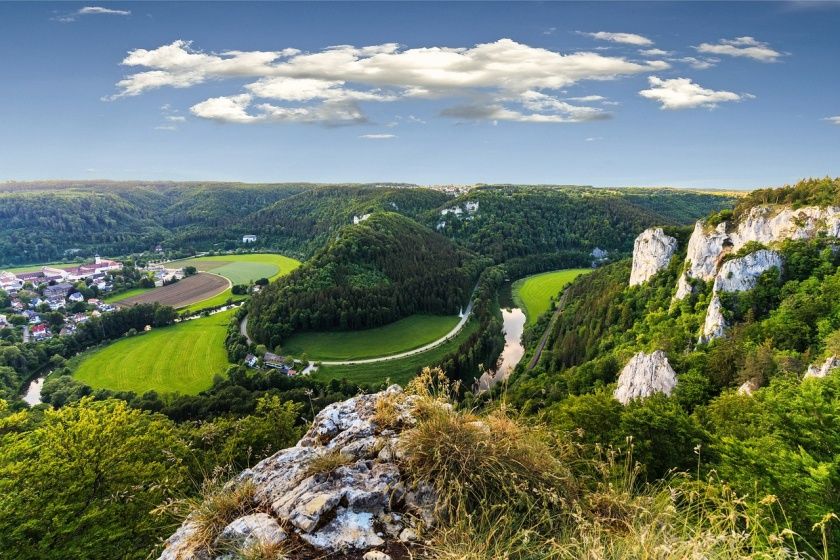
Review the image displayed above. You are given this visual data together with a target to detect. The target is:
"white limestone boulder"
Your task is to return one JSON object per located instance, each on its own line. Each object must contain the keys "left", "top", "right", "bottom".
{"left": 614, "top": 351, "right": 677, "bottom": 404}
{"left": 629, "top": 228, "right": 678, "bottom": 286}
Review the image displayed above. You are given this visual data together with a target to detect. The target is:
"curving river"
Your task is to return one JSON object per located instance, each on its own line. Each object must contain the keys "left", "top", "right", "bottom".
{"left": 477, "top": 283, "right": 527, "bottom": 391}
{"left": 23, "top": 376, "right": 45, "bottom": 406}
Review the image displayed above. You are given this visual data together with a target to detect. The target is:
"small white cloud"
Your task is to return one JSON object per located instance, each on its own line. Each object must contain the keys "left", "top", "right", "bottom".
{"left": 55, "top": 5, "right": 130, "bottom": 22}
{"left": 640, "top": 48, "right": 672, "bottom": 56}
{"left": 676, "top": 56, "right": 718, "bottom": 70}
{"left": 566, "top": 95, "right": 606, "bottom": 102}
{"left": 639, "top": 76, "right": 749, "bottom": 110}
{"left": 154, "top": 125, "right": 178, "bottom": 131}
{"left": 694, "top": 36, "right": 783, "bottom": 62}
{"left": 825, "top": 116, "right": 840, "bottom": 125}
{"left": 585, "top": 136, "right": 603, "bottom": 142}
{"left": 582, "top": 31, "right": 654, "bottom": 46}
{"left": 165, "top": 115, "right": 186, "bottom": 122}
{"left": 543, "top": 27, "right": 557, "bottom": 36}
{"left": 359, "top": 134, "right": 396, "bottom": 139}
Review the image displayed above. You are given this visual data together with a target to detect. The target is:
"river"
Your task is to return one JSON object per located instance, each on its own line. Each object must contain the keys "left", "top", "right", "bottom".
{"left": 23, "top": 376, "right": 45, "bottom": 406}
{"left": 477, "top": 283, "right": 527, "bottom": 391}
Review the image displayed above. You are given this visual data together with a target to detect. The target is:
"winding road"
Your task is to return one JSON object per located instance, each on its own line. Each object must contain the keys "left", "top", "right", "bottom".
{"left": 527, "top": 289, "right": 569, "bottom": 370}
{"left": 238, "top": 292, "right": 475, "bottom": 366}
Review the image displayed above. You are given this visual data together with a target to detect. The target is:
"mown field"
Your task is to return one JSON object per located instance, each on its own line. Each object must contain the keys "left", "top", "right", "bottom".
{"left": 512, "top": 269, "right": 590, "bottom": 324}
{"left": 313, "top": 319, "right": 480, "bottom": 386}
{"left": 73, "top": 310, "right": 234, "bottom": 394}
{"left": 117, "top": 273, "right": 229, "bottom": 308}
{"left": 282, "top": 314, "right": 460, "bottom": 361}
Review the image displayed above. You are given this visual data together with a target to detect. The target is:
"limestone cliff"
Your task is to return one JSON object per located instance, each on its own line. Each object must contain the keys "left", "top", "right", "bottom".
{"left": 701, "top": 250, "right": 783, "bottom": 341}
{"left": 675, "top": 205, "right": 840, "bottom": 300}
{"left": 629, "top": 228, "right": 678, "bottom": 286}
{"left": 614, "top": 351, "right": 677, "bottom": 404}
{"left": 159, "top": 386, "right": 430, "bottom": 560}
{"left": 805, "top": 356, "right": 840, "bottom": 379}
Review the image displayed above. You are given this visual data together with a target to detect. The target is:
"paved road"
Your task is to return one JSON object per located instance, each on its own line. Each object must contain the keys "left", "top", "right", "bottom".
{"left": 527, "top": 290, "right": 569, "bottom": 370}
{"left": 319, "top": 296, "right": 474, "bottom": 366}
{"left": 239, "top": 314, "right": 252, "bottom": 344}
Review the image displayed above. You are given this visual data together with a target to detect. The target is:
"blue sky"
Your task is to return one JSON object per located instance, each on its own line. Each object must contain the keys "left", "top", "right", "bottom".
{"left": 0, "top": 1, "right": 838, "bottom": 188}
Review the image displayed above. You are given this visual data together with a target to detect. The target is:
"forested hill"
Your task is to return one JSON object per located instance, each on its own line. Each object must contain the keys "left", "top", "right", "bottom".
{"left": 502, "top": 177, "right": 840, "bottom": 553}
{"left": 247, "top": 212, "right": 486, "bottom": 349}
{"left": 0, "top": 182, "right": 440, "bottom": 265}
{"left": 425, "top": 186, "right": 735, "bottom": 262}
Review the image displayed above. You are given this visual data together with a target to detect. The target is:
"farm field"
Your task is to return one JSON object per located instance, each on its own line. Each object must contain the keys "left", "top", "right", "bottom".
{"left": 166, "top": 253, "right": 300, "bottom": 283}
{"left": 73, "top": 310, "right": 234, "bottom": 394}
{"left": 282, "top": 314, "right": 460, "bottom": 361}
{"left": 103, "top": 287, "right": 152, "bottom": 303}
{"left": 116, "top": 272, "right": 229, "bottom": 308}
{"left": 313, "top": 318, "right": 480, "bottom": 386}
{"left": 512, "top": 268, "right": 590, "bottom": 324}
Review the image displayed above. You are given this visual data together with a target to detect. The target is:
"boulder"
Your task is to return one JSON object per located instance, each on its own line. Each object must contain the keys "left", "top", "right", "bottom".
{"left": 629, "top": 228, "right": 678, "bottom": 286}
{"left": 614, "top": 351, "right": 677, "bottom": 404}
{"left": 737, "top": 377, "right": 761, "bottom": 396}
{"left": 157, "top": 386, "right": 429, "bottom": 560}
{"left": 805, "top": 356, "right": 840, "bottom": 379}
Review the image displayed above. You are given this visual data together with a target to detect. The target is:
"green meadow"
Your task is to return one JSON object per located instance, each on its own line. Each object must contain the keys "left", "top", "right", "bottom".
{"left": 73, "top": 310, "right": 234, "bottom": 395}
{"left": 512, "top": 269, "right": 590, "bottom": 324}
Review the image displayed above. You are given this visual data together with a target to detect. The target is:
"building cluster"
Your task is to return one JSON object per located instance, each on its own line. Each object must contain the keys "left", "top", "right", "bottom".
{"left": 244, "top": 352, "right": 301, "bottom": 377}
{"left": 0, "top": 256, "right": 123, "bottom": 342}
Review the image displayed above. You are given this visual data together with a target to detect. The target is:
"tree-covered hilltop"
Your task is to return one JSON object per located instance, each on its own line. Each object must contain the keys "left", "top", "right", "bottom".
{"left": 248, "top": 212, "right": 486, "bottom": 348}
{"left": 425, "top": 185, "right": 735, "bottom": 262}
{"left": 0, "top": 182, "right": 440, "bottom": 265}
{"left": 500, "top": 178, "right": 840, "bottom": 553}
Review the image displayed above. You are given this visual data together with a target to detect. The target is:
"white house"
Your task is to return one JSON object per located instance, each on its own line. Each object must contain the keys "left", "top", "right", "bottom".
{"left": 0, "top": 271, "right": 23, "bottom": 291}
{"left": 242, "top": 235, "right": 258, "bottom": 243}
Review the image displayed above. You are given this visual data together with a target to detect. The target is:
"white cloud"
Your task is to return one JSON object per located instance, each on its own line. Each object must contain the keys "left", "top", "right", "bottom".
{"left": 55, "top": 5, "right": 130, "bottom": 22}
{"left": 566, "top": 95, "right": 606, "bottom": 102}
{"left": 676, "top": 56, "right": 718, "bottom": 70}
{"left": 110, "top": 38, "right": 669, "bottom": 124}
{"left": 640, "top": 48, "right": 672, "bottom": 56}
{"left": 582, "top": 31, "right": 654, "bottom": 46}
{"left": 585, "top": 136, "right": 603, "bottom": 142}
{"left": 359, "top": 134, "right": 396, "bottom": 139}
{"left": 165, "top": 115, "right": 186, "bottom": 122}
{"left": 154, "top": 125, "right": 178, "bottom": 131}
{"left": 825, "top": 116, "right": 840, "bottom": 125}
{"left": 639, "top": 77, "right": 750, "bottom": 110}
{"left": 694, "top": 36, "right": 783, "bottom": 62}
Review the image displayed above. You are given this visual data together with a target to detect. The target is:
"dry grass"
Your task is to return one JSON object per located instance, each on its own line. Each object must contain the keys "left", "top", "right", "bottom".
{"left": 301, "top": 449, "right": 354, "bottom": 479}
{"left": 232, "top": 539, "right": 290, "bottom": 560}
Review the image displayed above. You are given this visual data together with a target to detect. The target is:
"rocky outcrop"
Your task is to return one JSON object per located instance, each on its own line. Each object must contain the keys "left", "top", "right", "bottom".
{"left": 700, "top": 250, "right": 782, "bottom": 341}
{"left": 629, "top": 228, "right": 678, "bottom": 286}
{"left": 805, "top": 356, "right": 840, "bottom": 379}
{"left": 675, "top": 205, "right": 840, "bottom": 300}
{"left": 737, "top": 377, "right": 761, "bottom": 396}
{"left": 159, "top": 386, "right": 429, "bottom": 560}
{"left": 614, "top": 351, "right": 677, "bottom": 404}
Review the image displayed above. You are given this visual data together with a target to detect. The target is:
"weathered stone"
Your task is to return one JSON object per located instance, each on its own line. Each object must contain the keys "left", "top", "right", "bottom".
{"left": 614, "top": 351, "right": 677, "bottom": 404}
{"left": 302, "top": 508, "right": 385, "bottom": 550}
{"left": 404, "top": 482, "right": 438, "bottom": 528}
{"left": 629, "top": 228, "right": 678, "bottom": 286}
{"left": 805, "top": 356, "right": 840, "bottom": 379}
{"left": 363, "top": 551, "right": 393, "bottom": 560}
{"left": 700, "top": 250, "right": 782, "bottom": 342}
{"left": 398, "top": 527, "right": 418, "bottom": 542}
{"left": 216, "top": 513, "right": 287, "bottom": 549}
{"left": 737, "top": 377, "right": 761, "bottom": 396}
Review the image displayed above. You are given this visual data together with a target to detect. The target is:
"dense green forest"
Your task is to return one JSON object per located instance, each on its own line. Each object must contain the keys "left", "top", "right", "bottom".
{"left": 247, "top": 212, "right": 486, "bottom": 348}
{"left": 500, "top": 178, "right": 840, "bottom": 553}
{"left": 425, "top": 185, "right": 734, "bottom": 262}
{"left": 0, "top": 181, "right": 732, "bottom": 266}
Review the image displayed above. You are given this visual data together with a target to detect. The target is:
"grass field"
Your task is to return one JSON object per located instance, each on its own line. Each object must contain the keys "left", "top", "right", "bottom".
{"left": 313, "top": 318, "right": 480, "bottom": 386}
{"left": 282, "top": 314, "right": 460, "bottom": 361}
{"left": 165, "top": 254, "right": 301, "bottom": 312}
{"left": 73, "top": 310, "right": 234, "bottom": 395}
{"left": 512, "top": 269, "right": 590, "bottom": 324}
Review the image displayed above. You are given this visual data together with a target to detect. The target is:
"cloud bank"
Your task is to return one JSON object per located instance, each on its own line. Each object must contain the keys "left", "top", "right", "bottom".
{"left": 694, "top": 37, "right": 783, "bottom": 62}
{"left": 110, "top": 38, "right": 671, "bottom": 125}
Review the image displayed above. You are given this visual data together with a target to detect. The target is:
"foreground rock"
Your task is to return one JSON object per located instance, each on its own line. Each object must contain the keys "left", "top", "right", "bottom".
{"left": 701, "top": 250, "right": 783, "bottom": 341}
{"left": 614, "top": 350, "right": 677, "bottom": 404}
{"left": 158, "top": 386, "right": 429, "bottom": 560}
{"left": 629, "top": 228, "right": 678, "bottom": 286}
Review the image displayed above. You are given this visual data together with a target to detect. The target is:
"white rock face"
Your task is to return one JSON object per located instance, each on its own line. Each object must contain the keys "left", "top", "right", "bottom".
{"left": 737, "top": 377, "right": 761, "bottom": 396}
{"left": 158, "top": 386, "right": 432, "bottom": 560}
{"left": 629, "top": 228, "right": 678, "bottom": 286}
{"left": 675, "top": 205, "right": 840, "bottom": 300}
{"left": 701, "top": 250, "right": 783, "bottom": 341}
{"left": 614, "top": 351, "right": 677, "bottom": 404}
{"left": 805, "top": 356, "right": 840, "bottom": 379}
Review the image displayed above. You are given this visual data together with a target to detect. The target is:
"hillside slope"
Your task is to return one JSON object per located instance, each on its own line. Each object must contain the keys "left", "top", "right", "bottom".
{"left": 505, "top": 177, "right": 840, "bottom": 552}
{"left": 247, "top": 212, "right": 485, "bottom": 348}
